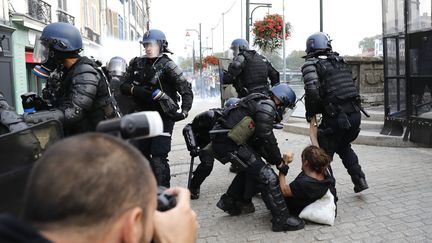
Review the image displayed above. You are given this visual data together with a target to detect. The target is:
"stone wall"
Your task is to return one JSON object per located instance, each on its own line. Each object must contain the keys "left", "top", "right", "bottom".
{"left": 345, "top": 56, "right": 384, "bottom": 107}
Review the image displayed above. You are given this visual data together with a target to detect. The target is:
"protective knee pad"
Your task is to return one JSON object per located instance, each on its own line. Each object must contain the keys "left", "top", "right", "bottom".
{"left": 258, "top": 165, "right": 288, "bottom": 216}
{"left": 199, "top": 149, "right": 215, "bottom": 168}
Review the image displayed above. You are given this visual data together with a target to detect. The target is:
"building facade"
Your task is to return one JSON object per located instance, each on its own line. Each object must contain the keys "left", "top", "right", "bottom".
{"left": 4, "top": 0, "right": 149, "bottom": 112}
{"left": 0, "top": 0, "right": 16, "bottom": 107}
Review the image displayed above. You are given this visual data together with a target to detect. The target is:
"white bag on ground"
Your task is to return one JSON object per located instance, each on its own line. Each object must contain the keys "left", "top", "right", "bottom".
{"left": 299, "top": 189, "right": 336, "bottom": 226}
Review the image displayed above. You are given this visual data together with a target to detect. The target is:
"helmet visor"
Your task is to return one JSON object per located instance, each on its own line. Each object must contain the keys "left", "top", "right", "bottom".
{"left": 107, "top": 59, "right": 127, "bottom": 76}
{"left": 143, "top": 41, "right": 160, "bottom": 58}
{"left": 33, "top": 36, "right": 50, "bottom": 63}
{"left": 230, "top": 45, "right": 240, "bottom": 57}
{"left": 276, "top": 106, "right": 296, "bottom": 123}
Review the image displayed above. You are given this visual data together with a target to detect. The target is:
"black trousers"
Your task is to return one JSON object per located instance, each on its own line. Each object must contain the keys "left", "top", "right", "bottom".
{"left": 318, "top": 111, "right": 365, "bottom": 178}
{"left": 212, "top": 134, "right": 263, "bottom": 201}
{"left": 189, "top": 146, "right": 215, "bottom": 189}
{"left": 132, "top": 117, "right": 175, "bottom": 187}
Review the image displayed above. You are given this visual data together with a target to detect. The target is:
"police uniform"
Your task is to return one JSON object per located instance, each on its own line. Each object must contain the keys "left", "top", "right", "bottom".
{"left": 187, "top": 109, "right": 222, "bottom": 195}
{"left": 24, "top": 22, "right": 116, "bottom": 136}
{"left": 121, "top": 54, "right": 193, "bottom": 187}
{"left": 223, "top": 50, "right": 279, "bottom": 98}
{"left": 211, "top": 91, "right": 304, "bottom": 232}
{"left": 57, "top": 57, "right": 115, "bottom": 135}
{"left": 301, "top": 51, "right": 368, "bottom": 193}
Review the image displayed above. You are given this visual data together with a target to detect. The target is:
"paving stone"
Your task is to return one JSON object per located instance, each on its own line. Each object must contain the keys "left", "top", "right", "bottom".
{"left": 168, "top": 98, "right": 432, "bottom": 242}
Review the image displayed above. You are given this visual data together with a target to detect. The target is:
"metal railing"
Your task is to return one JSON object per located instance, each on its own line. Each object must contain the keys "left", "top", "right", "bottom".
{"left": 84, "top": 26, "right": 100, "bottom": 44}
{"left": 28, "top": 0, "right": 51, "bottom": 24}
{"left": 57, "top": 9, "right": 74, "bottom": 25}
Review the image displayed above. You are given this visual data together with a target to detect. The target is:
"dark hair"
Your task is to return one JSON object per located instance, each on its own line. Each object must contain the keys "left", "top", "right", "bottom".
{"left": 301, "top": 145, "right": 331, "bottom": 174}
{"left": 22, "top": 133, "right": 155, "bottom": 230}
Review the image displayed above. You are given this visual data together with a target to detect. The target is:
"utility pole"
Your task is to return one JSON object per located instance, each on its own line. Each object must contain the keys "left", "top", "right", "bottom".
{"left": 222, "top": 13, "right": 225, "bottom": 56}
{"left": 320, "top": 0, "right": 323, "bottom": 32}
{"left": 186, "top": 24, "right": 203, "bottom": 97}
{"left": 199, "top": 23, "right": 203, "bottom": 98}
{"left": 245, "top": 1, "right": 272, "bottom": 43}
{"left": 245, "top": 0, "right": 250, "bottom": 43}
{"left": 282, "top": 0, "right": 286, "bottom": 82}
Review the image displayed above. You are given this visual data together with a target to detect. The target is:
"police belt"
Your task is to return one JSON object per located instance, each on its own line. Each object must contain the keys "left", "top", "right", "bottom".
{"left": 339, "top": 101, "right": 359, "bottom": 113}
{"left": 323, "top": 101, "right": 359, "bottom": 118}
{"left": 248, "top": 84, "right": 269, "bottom": 93}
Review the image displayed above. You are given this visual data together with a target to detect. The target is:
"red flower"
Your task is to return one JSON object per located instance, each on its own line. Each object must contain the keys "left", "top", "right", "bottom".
{"left": 251, "top": 14, "right": 291, "bottom": 52}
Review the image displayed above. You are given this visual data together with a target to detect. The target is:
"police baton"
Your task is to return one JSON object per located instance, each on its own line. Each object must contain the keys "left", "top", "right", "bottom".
{"left": 187, "top": 155, "right": 195, "bottom": 189}
{"left": 359, "top": 106, "right": 370, "bottom": 118}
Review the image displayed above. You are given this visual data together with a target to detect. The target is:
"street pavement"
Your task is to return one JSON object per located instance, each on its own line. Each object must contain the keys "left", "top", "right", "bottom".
{"left": 168, "top": 97, "right": 432, "bottom": 243}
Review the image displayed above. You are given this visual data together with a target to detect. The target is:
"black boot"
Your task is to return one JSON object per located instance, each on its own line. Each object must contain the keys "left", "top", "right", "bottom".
{"left": 353, "top": 176, "right": 369, "bottom": 193}
{"left": 189, "top": 187, "right": 200, "bottom": 200}
{"left": 216, "top": 194, "right": 241, "bottom": 216}
{"left": 229, "top": 164, "right": 239, "bottom": 173}
{"left": 236, "top": 200, "right": 255, "bottom": 214}
{"left": 271, "top": 212, "right": 305, "bottom": 232}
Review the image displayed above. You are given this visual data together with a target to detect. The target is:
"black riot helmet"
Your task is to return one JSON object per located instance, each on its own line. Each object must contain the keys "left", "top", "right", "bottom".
{"left": 269, "top": 83, "right": 296, "bottom": 122}
{"left": 140, "top": 29, "right": 173, "bottom": 55}
{"left": 305, "top": 32, "right": 332, "bottom": 54}
{"left": 107, "top": 56, "right": 127, "bottom": 77}
{"left": 230, "top": 38, "right": 249, "bottom": 56}
{"left": 32, "top": 22, "right": 82, "bottom": 78}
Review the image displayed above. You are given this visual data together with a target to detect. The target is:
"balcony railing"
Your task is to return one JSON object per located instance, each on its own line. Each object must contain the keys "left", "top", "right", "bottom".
{"left": 57, "top": 9, "right": 75, "bottom": 25}
{"left": 84, "top": 26, "right": 100, "bottom": 44}
{"left": 28, "top": 0, "right": 51, "bottom": 24}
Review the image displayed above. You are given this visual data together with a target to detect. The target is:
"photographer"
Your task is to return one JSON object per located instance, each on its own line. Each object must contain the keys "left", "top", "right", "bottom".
{"left": 0, "top": 133, "right": 198, "bottom": 243}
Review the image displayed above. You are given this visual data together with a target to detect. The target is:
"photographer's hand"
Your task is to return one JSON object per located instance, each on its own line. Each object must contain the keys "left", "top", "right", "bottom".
{"left": 153, "top": 187, "right": 198, "bottom": 243}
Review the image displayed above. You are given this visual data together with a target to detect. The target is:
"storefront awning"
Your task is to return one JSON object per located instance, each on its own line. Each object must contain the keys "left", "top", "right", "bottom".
{"left": 25, "top": 51, "right": 38, "bottom": 64}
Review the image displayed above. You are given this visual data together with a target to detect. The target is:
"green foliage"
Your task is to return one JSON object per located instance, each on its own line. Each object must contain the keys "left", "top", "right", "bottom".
{"left": 358, "top": 34, "right": 381, "bottom": 53}
{"left": 286, "top": 50, "right": 306, "bottom": 70}
{"left": 261, "top": 50, "right": 283, "bottom": 70}
{"left": 178, "top": 56, "right": 193, "bottom": 71}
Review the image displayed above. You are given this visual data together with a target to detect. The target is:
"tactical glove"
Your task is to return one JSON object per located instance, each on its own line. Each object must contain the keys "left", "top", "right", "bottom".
{"left": 190, "top": 147, "right": 200, "bottom": 157}
{"left": 152, "top": 89, "right": 178, "bottom": 115}
{"left": 120, "top": 83, "right": 134, "bottom": 95}
{"left": 171, "top": 110, "right": 188, "bottom": 122}
{"left": 277, "top": 163, "right": 289, "bottom": 176}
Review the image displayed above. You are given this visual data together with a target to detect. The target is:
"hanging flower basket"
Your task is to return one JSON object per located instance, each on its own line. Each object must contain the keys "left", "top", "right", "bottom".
{"left": 203, "top": 55, "right": 219, "bottom": 66}
{"left": 252, "top": 14, "right": 291, "bottom": 53}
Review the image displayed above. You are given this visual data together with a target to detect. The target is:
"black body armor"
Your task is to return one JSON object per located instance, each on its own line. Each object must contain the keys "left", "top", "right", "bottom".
{"left": 301, "top": 53, "right": 359, "bottom": 120}
{"left": 216, "top": 93, "right": 282, "bottom": 165}
{"left": 191, "top": 108, "right": 222, "bottom": 146}
{"left": 57, "top": 57, "right": 115, "bottom": 134}
{"left": 224, "top": 50, "right": 279, "bottom": 97}
{"left": 121, "top": 54, "right": 193, "bottom": 116}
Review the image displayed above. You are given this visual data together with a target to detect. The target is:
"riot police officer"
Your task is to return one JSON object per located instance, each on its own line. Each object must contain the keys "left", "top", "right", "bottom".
{"left": 105, "top": 56, "right": 135, "bottom": 114}
{"left": 223, "top": 38, "right": 279, "bottom": 98}
{"left": 211, "top": 83, "right": 305, "bottom": 232}
{"left": 24, "top": 22, "right": 117, "bottom": 136}
{"left": 120, "top": 29, "right": 193, "bottom": 187}
{"left": 0, "top": 92, "right": 28, "bottom": 135}
{"left": 301, "top": 32, "right": 368, "bottom": 193}
{"left": 184, "top": 97, "right": 240, "bottom": 200}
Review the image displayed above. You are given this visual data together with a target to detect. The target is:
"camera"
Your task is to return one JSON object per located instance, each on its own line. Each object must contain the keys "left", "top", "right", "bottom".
{"left": 156, "top": 186, "right": 177, "bottom": 212}
{"left": 96, "top": 111, "right": 163, "bottom": 139}
{"left": 96, "top": 112, "right": 175, "bottom": 211}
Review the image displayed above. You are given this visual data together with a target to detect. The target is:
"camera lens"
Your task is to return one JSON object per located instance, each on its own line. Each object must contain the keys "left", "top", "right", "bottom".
{"left": 156, "top": 186, "right": 176, "bottom": 212}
